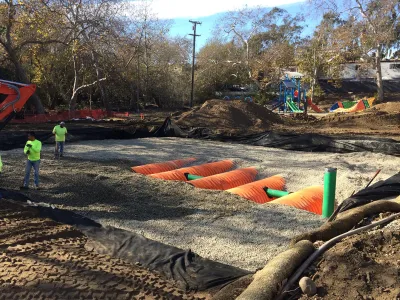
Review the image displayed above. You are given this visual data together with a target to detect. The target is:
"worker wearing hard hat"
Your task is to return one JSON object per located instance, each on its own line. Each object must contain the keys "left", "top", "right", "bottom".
{"left": 21, "top": 132, "right": 42, "bottom": 190}
{"left": 53, "top": 121, "right": 67, "bottom": 158}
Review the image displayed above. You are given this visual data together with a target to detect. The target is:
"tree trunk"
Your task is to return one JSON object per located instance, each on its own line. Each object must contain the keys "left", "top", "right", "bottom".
{"left": 90, "top": 51, "right": 111, "bottom": 111}
{"left": 136, "top": 55, "right": 141, "bottom": 112}
{"left": 375, "top": 45, "right": 384, "bottom": 103}
{"left": 7, "top": 49, "right": 45, "bottom": 113}
{"left": 70, "top": 53, "right": 79, "bottom": 111}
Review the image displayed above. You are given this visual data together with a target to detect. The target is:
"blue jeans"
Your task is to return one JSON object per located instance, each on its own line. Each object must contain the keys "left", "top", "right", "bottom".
{"left": 55, "top": 141, "right": 64, "bottom": 155}
{"left": 24, "top": 160, "right": 40, "bottom": 187}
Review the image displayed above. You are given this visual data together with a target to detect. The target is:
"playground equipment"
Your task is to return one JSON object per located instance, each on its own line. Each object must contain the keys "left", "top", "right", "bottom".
{"left": 272, "top": 74, "right": 322, "bottom": 113}
{"left": 0, "top": 79, "right": 36, "bottom": 131}
{"left": 330, "top": 97, "right": 375, "bottom": 113}
{"left": 274, "top": 74, "right": 305, "bottom": 113}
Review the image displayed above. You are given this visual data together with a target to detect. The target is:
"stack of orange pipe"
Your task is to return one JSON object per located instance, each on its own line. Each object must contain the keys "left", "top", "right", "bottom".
{"left": 131, "top": 158, "right": 196, "bottom": 175}
{"left": 188, "top": 167, "right": 258, "bottom": 190}
{"left": 149, "top": 160, "right": 234, "bottom": 181}
{"left": 227, "top": 175, "right": 285, "bottom": 203}
{"left": 269, "top": 185, "right": 323, "bottom": 214}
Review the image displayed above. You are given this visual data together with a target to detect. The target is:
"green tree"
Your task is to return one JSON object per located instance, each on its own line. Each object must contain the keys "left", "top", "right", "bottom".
{"left": 310, "top": 0, "right": 400, "bottom": 102}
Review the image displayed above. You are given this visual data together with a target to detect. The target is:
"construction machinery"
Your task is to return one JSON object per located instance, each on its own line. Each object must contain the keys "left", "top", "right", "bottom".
{"left": 0, "top": 79, "right": 36, "bottom": 131}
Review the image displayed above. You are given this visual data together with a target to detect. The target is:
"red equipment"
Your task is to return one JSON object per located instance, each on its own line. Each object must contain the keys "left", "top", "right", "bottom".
{"left": 0, "top": 79, "right": 36, "bottom": 130}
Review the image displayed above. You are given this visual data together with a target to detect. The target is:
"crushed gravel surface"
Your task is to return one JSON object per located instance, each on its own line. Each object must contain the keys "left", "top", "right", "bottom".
{"left": 1, "top": 138, "right": 399, "bottom": 271}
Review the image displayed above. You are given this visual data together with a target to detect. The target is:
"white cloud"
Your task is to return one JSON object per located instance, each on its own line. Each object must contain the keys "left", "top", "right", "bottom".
{"left": 130, "top": 0, "right": 305, "bottom": 19}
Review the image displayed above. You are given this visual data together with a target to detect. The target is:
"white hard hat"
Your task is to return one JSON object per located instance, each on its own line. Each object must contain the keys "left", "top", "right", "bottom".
{"left": 60, "top": 121, "right": 65, "bottom": 125}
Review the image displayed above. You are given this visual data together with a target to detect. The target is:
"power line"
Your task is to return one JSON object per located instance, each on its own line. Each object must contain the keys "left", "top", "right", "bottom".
{"left": 189, "top": 20, "right": 201, "bottom": 108}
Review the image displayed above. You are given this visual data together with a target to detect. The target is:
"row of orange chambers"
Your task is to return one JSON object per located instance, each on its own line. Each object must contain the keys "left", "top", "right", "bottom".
{"left": 131, "top": 158, "right": 323, "bottom": 215}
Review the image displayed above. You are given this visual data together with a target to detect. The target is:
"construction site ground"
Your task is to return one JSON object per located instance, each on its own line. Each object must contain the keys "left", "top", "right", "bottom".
{"left": 0, "top": 199, "right": 207, "bottom": 300}
{"left": 298, "top": 217, "right": 400, "bottom": 300}
{"left": 0, "top": 99, "right": 399, "bottom": 299}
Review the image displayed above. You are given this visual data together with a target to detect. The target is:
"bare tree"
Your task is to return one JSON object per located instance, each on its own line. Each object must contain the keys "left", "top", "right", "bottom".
{"left": 215, "top": 6, "right": 303, "bottom": 89}
{"left": 0, "top": 0, "right": 66, "bottom": 113}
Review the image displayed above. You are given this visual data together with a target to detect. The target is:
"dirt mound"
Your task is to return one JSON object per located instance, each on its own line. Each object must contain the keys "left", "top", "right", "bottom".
{"left": 370, "top": 101, "right": 400, "bottom": 113}
{"left": 176, "top": 100, "right": 282, "bottom": 133}
{"left": 298, "top": 221, "right": 400, "bottom": 299}
{"left": 319, "top": 110, "right": 400, "bottom": 128}
{"left": 0, "top": 199, "right": 206, "bottom": 300}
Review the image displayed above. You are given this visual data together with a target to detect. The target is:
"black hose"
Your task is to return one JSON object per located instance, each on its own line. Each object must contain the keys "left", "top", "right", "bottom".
{"left": 276, "top": 212, "right": 400, "bottom": 299}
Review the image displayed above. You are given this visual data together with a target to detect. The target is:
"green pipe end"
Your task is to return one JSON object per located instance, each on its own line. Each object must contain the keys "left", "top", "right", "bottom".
{"left": 263, "top": 187, "right": 290, "bottom": 198}
{"left": 323, "top": 167, "right": 337, "bottom": 218}
{"left": 185, "top": 173, "right": 204, "bottom": 181}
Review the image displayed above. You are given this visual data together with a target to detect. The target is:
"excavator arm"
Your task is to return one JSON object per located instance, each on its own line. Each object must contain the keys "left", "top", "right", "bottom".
{"left": 0, "top": 79, "right": 36, "bottom": 131}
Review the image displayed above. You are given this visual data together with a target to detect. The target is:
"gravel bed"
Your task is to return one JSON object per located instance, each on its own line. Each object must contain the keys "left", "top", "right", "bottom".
{"left": 1, "top": 137, "right": 398, "bottom": 271}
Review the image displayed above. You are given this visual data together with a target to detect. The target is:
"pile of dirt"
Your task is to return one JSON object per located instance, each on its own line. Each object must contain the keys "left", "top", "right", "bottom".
{"left": 369, "top": 101, "right": 400, "bottom": 113}
{"left": 298, "top": 222, "right": 400, "bottom": 299}
{"left": 176, "top": 100, "right": 282, "bottom": 134}
{"left": 317, "top": 107, "right": 400, "bottom": 129}
{"left": 0, "top": 199, "right": 207, "bottom": 300}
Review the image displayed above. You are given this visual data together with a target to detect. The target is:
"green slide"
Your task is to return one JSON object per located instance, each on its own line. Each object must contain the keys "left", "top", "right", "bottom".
{"left": 287, "top": 100, "right": 302, "bottom": 113}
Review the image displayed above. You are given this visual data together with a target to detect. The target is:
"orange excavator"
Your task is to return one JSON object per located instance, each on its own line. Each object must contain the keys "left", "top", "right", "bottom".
{"left": 0, "top": 79, "right": 36, "bottom": 131}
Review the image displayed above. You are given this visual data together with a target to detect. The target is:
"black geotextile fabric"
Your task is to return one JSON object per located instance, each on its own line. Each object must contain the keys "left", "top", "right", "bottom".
{"left": 203, "top": 131, "right": 400, "bottom": 156}
{"left": 0, "top": 189, "right": 101, "bottom": 227}
{"left": 1, "top": 117, "right": 399, "bottom": 155}
{"left": 330, "top": 172, "right": 400, "bottom": 221}
{"left": 0, "top": 189, "right": 250, "bottom": 292}
{"left": 318, "top": 79, "right": 400, "bottom": 94}
{"left": 160, "top": 117, "right": 400, "bottom": 155}
{"left": 0, "top": 127, "right": 156, "bottom": 151}
{"left": 81, "top": 226, "right": 250, "bottom": 291}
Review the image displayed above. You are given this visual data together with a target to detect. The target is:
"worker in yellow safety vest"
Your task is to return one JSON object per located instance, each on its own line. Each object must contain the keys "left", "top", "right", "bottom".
{"left": 53, "top": 121, "right": 67, "bottom": 158}
{"left": 21, "top": 132, "right": 42, "bottom": 190}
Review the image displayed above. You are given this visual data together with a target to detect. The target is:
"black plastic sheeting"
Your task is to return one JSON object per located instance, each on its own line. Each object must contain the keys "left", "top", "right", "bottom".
{"left": 0, "top": 189, "right": 250, "bottom": 292}
{"left": 0, "top": 126, "right": 156, "bottom": 151}
{"left": 328, "top": 172, "right": 400, "bottom": 221}
{"left": 319, "top": 79, "right": 400, "bottom": 94}
{"left": 205, "top": 131, "right": 400, "bottom": 155}
{"left": 1, "top": 117, "right": 399, "bottom": 155}
{"left": 0, "top": 189, "right": 101, "bottom": 228}
{"left": 159, "top": 118, "right": 400, "bottom": 156}
{"left": 82, "top": 226, "right": 250, "bottom": 291}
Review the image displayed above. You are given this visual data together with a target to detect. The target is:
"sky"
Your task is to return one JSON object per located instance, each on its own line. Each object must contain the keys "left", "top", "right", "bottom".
{"left": 131, "top": 0, "right": 321, "bottom": 49}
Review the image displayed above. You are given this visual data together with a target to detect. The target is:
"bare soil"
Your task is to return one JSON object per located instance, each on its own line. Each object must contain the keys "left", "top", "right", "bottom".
{"left": 176, "top": 100, "right": 283, "bottom": 134}
{"left": 297, "top": 218, "right": 400, "bottom": 299}
{"left": 0, "top": 199, "right": 208, "bottom": 300}
{"left": 3, "top": 100, "right": 399, "bottom": 140}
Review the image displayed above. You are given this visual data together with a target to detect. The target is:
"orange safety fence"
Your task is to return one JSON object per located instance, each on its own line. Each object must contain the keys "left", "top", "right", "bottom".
{"left": 10, "top": 109, "right": 133, "bottom": 124}
{"left": 131, "top": 158, "right": 197, "bottom": 175}
{"left": 188, "top": 167, "right": 258, "bottom": 190}
{"left": 227, "top": 175, "right": 285, "bottom": 203}
{"left": 269, "top": 185, "right": 323, "bottom": 215}
{"left": 149, "top": 160, "right": 234, "bottom": 181}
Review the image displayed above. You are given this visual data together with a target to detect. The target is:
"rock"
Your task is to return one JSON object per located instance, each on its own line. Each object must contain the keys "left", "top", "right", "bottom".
{"left": 299, "top": 277, "right": 317, "bottom": 296}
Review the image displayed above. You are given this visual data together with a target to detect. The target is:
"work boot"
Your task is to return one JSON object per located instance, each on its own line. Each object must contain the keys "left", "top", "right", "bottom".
{"left": 34, "top": 185, "right": 40, "bottom": 190}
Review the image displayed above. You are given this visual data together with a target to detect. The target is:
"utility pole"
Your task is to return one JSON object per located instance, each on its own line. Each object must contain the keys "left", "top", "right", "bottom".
{"left": 189, "top": 20, "right": 201, "bottom": 108}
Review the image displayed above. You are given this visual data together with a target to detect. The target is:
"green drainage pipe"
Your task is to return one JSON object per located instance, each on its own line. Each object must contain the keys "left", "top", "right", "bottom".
{"left": 323, "top": 167, "right": 337, "bottom": 218}
{"left": 264, "top": 187, "right": 290, "bottom": 198}
{"left": 185, "top": 173, "right": 204, "bottom": 181}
